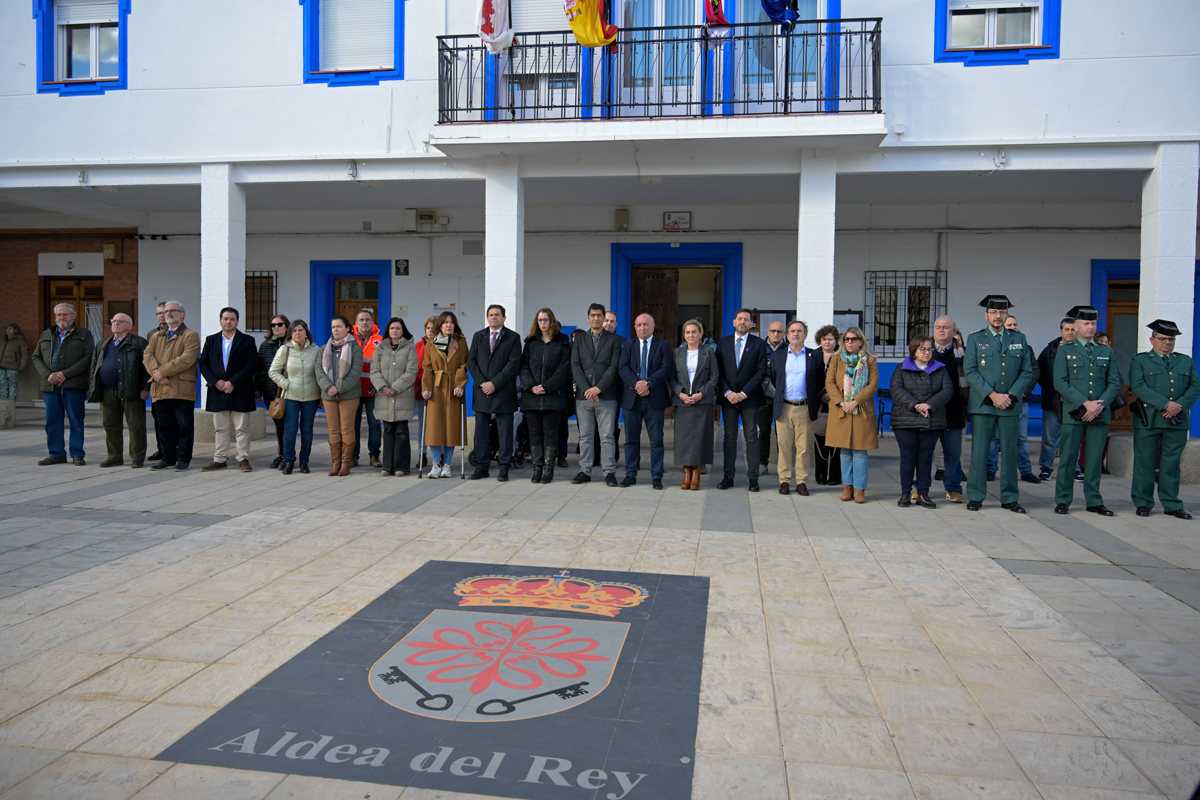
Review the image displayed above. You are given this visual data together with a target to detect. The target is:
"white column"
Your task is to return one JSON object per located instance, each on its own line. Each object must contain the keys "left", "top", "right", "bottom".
{"left": 1138, "top": 142, "right": 1199, "bottom": 354}
{"left": 484, "top": 158, "right": 525, "bottom": 332}
{"left": 199, "top": 163, "right": 246, "bottom": 405}
{"left": 796, "top": 149, "right": 837, "bottom": 330}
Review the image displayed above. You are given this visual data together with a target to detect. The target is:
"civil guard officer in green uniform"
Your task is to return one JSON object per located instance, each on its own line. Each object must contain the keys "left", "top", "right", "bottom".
{"left": 1130, "top": 319, "right": 1200, "bottom": 519}
{"left": 1052, "top": 305, "right": 1121, "bottom": 516}
{"left": 964, "top": 295, "right": 1034, "bottom": 512}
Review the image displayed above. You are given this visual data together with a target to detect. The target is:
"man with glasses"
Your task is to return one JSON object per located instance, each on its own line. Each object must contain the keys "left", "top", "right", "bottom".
{"left": 1130, "top": 319, "right": 1200, "bottom": 519}
{"left": 144, "top": 301, "right": 201, "bottom": 470}
{"left": 31, "top": 303, "right": 95, "bottom": 465}
{"left": 88, "top": 313, "right": 149, "bottom": 468}
{"left": 757, "top": 319, "right": 787, "bottom": 476}
{"left": 145, "top": 301, "right": 168, "bottom": 460}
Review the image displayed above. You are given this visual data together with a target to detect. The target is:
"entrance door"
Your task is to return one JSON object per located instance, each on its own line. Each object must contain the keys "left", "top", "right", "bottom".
{"left": 631, "top": 264, "right": 721, "bottom": 348}
{"left": 1106, "top": 280, "right": 1138, "bottom": 431}
{"left": 334, "top": 278, "right": 379, "bottom": 325}
{"left": 45, "top": 278, "right": 104, "bottom": 335}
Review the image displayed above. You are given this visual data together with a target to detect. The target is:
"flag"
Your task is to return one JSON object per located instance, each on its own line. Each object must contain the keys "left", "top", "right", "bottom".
{"left": 564, "top": 0, "right": 617, "bottom": 48}
{"left": 760, "top": 0, "right": 798, "bottom": 31}
{"left": 705, "top": 0, "right": 730, "bottom": 26}
{"left": 478, "top": 0, "right": 514, "bottom": 54}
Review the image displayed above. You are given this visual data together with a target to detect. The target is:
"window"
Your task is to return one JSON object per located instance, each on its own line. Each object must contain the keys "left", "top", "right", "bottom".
{"left": 935, "top": 0, "right": 1060, "bottom": 66}
{"left": 299, "top": 0, "right": 405, "bottom": 86}
{"left": 34, "top": 0, "right": 130, "bottom": 96}
{"left": 244, "top": 272, "right": 278, "bottom": 333}
{"left": 863, "top": 270, "right": 947, "bottom": 359}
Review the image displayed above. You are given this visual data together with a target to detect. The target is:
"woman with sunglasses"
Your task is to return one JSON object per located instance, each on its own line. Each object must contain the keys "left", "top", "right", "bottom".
{"left": 257, "top": 314, "right": 290, "bottom": 468}
{"left": 825, "top": 326, "right": 879, "bottom": 503}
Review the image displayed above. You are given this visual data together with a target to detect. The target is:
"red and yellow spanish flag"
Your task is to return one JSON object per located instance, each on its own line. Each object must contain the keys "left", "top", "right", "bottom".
{"left": 564, "top": 0, "right": 617, "bottom": 48}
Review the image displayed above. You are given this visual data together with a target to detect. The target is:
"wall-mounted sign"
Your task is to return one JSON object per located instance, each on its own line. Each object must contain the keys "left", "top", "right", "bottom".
{"left": 662, "top": 211, "right": 692, "bottom": 232}
{"left": 394, "top": 259, "right": 410, "bottom": 276}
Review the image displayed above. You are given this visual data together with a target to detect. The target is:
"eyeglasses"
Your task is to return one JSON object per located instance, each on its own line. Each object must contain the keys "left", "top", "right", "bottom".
{"left": 916, "top": 346, "right": 933, "bottom": 352}
{"left": 843, "top": 336, "right": 860, "bottom": 343}
{"left": 271, "top": 322, "right": 287, "bottom": 327}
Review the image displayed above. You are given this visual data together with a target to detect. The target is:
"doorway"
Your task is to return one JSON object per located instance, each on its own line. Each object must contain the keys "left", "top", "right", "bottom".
{"left": 1105, "top": 279, "right": 1138, "bottom": 431}
{"left": 44, "top": 277, "right": 104, "bottom": 334}
{"left": 631, "top": 265, "right": 721, "bottom": 348}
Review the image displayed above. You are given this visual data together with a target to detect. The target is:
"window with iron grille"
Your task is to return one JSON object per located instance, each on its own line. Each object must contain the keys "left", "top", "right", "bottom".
{"left": 244, "top": 271, "right": 278, "bottom": 333}
{"left": 864, "top": 270, "right": 947, "bottom": 358}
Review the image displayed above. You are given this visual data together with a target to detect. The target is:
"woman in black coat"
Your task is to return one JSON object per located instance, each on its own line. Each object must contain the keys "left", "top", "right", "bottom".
{"left": 258, "top": 314, "right": 290, "bottom": 468}
{"left": 520, "top": 308, "right": 572, "bottom": 484}
{"left": 890, "top": 335, "right": 954, "bottom": 509}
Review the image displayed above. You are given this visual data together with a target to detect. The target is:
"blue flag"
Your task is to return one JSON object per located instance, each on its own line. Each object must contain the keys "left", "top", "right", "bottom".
{"left": 760, "top": 0, "right": 798, "bottom": 31}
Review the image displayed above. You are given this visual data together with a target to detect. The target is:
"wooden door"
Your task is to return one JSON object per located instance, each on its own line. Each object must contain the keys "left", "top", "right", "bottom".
{"left": 1107, "top": 292, "right": 1139, "bottom": 431}
{"left": 45, "top": 278, "right": 104, "bottom": 334}
{"left": 334, "top": 278, "right": 380, "bottom": 325}
{"left": 632, "top": 267, "right": 680, "bottom": 347}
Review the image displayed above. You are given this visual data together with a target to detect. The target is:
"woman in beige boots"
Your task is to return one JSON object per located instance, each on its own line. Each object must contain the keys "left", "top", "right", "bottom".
{"left": 825, "top": 326, "right": 878, "bottom": 503}
{"left": 315, "top": 316, "right": 362, "bottom": 476}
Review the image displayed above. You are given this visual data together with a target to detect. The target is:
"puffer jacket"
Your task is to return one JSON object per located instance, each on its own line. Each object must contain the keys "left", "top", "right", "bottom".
{"left": 370, "top": 337, "right": 418, "bottom": 422}
{"left": 520, "top": 332, "right": 572, "bottom": 413}
{"left": 269, "top": 341, "right": 322, "bottom": 402}
{"left": 0, "top": 332, "right": 30, "bottom": 371}
{"left": 88, "top": 334, "right": 149, "bottom": 402}
{"left": 32, "top": 326, "right": 95, "bottom": 392}
{"left": 890, "top": 357, "right": 953, "bottom": 431}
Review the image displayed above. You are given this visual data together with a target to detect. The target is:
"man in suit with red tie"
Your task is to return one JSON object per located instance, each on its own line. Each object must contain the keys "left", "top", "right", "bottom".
{"left": 618, "top": 313, "right": 673, "bottom": 490}
{"left": 718, "top": 309, "right": 768, "bottom": 492}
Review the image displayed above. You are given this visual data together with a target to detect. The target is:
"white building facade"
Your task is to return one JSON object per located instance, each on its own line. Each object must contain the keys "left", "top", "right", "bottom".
{"left": 1, "top": 0, "right": 1197, "bottom": 429}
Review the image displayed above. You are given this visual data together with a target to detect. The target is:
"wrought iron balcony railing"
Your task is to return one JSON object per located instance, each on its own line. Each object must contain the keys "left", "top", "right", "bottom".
{"left": 437, "top": 18, "right": 881, "bottom": 124}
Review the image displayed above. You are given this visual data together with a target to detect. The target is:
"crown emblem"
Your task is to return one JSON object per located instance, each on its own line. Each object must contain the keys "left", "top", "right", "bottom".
{"left": 453, "top": 573, "right": 650, "bottom": 618}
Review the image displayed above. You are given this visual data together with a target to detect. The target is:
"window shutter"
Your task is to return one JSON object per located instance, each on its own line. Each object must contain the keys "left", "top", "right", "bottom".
{"left": 512, "top": 0, "right": 569, "bottom": 32}
{"left": 949, "top": 0, "right": 1040, "bottom": 9}
{"left": 320, "top": 0, "right": 395, "bottom": 72}
{"left": 55, "top": 0, "right": 118, "bottom": 25}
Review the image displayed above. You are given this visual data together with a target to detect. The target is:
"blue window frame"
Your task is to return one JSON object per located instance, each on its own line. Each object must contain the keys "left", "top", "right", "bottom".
{"left": 298, "top": 0, "right": 405, "bottom": 87}
{"left": 934, "top": 0, "right": 1060, "bottom": 67}
{"left": 33, "top": 0, "right": 130, "bottom": 96}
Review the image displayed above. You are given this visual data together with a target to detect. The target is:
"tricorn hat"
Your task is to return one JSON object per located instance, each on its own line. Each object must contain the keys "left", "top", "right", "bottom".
{"left": 978, "top": 295, "right": 1013, "bottom": 310}
{"left": 1148, "top": 319, "right": 1182, "bottom": 337}
{"left": 1066, "top": 305, "right": 1100, "bottom": 321}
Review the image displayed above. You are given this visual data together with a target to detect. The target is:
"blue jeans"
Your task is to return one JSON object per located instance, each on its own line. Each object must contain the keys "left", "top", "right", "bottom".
{"left": 353, "top": 395, "right": 381, "bottom": 460}
{"left": 1039, "top": 407, "right": 1061, "bottom": 472}
{"left": 841, "top": 449, "right": 870, "bottom": 490}
{"left": 430, "top": 445, "right": 455, "bottom": 464}
{"left": 988, "top": 402, "right": 1032, "bottom": 475}
{"left": 44, "top": 389, "right": 86, "bottom": 459}
{"left": 624, "top": 399, "right": 665, "bottom": 480}
{"left": 937, "top": 427, "right": 964, "bottom": 494}
{"left": 282, "top": 399, "right": 318, "bottom": 464}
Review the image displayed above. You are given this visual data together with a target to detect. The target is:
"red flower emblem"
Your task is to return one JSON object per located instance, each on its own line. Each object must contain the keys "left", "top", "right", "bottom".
{"left": 404, "top": 616, "right": 608, "bottom": 695}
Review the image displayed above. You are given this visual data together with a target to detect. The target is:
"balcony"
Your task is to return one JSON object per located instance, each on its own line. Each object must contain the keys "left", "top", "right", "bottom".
{"left": 437, "top": 18, "right": 881, "bottom": 124}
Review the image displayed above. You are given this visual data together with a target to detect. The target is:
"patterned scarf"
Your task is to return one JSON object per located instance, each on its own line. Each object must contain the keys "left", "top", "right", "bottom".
{"left": 839, "top": 350, "right": 869, "bottom": 403}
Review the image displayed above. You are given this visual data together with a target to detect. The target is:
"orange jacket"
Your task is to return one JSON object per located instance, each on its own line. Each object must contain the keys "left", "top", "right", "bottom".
{"left": 353, "top": 323, "right": 383, "bottom": 396}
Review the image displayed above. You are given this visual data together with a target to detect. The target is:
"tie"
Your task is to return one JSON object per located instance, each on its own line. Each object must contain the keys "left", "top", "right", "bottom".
{"left": 735, "top": 337, "right": 744, "bottom": 368}
{"left": 490, "top": 330, "right": 498, "bottom": 352}
{"left": 640, "top": 339, "right": 649, "bottom": 379}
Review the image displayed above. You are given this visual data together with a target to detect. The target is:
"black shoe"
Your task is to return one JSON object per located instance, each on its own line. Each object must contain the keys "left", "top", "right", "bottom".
{"left": 270, "top": 456, "right": 283, "bottom": 469}
{"left": 71, "top": 457, "right": 86, "bottom": 466}
{"left": 779, "top": 484, "right": 791, "bottom": 495}
{"left": 541, "top": 468, "right": 554, "bottom": 484}
{"left": 380, "top": 469, "right": 395, "bottom": 477}
{"left": 967, "top": 501, "right": 982, "bottom": 511}
{"left": 201, "top": 461, "right": 227, "bottom": 472}
{"left": 620, "top": 475, "right": 636, "bottom": 487}
{"left": 470, "top": 467, "right": 489, "bottom": 480}
{"left": 897, "top": 495, "right": 911, "bottom": 507}
{"left": 557, "top": 457, "right": 569, "bottom": 468}
{"left": 1039, "top": 469, "right": 1052, "bottom": 481}
{"left": 934, "top": 468, "right": 945, "bottom": 481}
{"left": 130, "top": 460, "right": 143, "bottom": 469}
{"left": 148, "top": 451, "right": 162, "bottom": 462}
{"left": 38, "top": 455, "right": 67, "bottom": 466}
{"left": 916, "top": 494, "right": 937, "bottom": 509}
{"left": 1087, "top": 505, "right": 1115, "bottom": 517}
{"left": 150, "top": 461, "right": 175, "bottom": 470}
{"left": 1054, "top": 504, "right": 1069, "bottom": 515}
{"left": 1001, "top": 502, "right": 1027, "bottom": 514}
{"left": 986, "top": 472, "right": 997, "bottom": 482}
{"left": 748, "top": 481, "right": 759, "bottom": 493}
{"left": 572, "top": 472, "right": 591, "bottom": 485}
{"left": 498, "top": 466, "right": 509, "bottom": 482}
{"left": 531, "top": 466, "right": 543, "bottom": 484}
{"left": 605, "top": 474, "right": 619, "bottom": 487}
{"left": 717, "top": 477, "right": 734, "bottom": 490}
{"left": 1135, "top": 507, "right": 1150, "bottom": 517}
{"left": 100, "top": 457, "right": 123, "bottom": 468}
{"left": 652, "top": 479, "right": 663, "bottom": 490}
{"left": 284, "top": 461, "right": 295, "bottom": 475}
{"left": 1165, "top": 509, "right": 1194, "bottom": 520}
{"left": 1020, "top": 473, "right": 1041, "bottom": 484}
{"left": 175, "top": 462, "right": 190, "bottom": 471}
{"left": 299, "top": 463, "right": 310, "bottom": 474}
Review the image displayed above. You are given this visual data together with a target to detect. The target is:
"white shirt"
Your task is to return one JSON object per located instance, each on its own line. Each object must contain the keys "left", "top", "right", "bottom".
{"left": 686, "top": 349, "right": 699, "bottom": 387}
{"left": 784, "top": 347, "right": 808, "bottom": 403}
{"left": 221, "top": 332, "right": 235, "bottom": 370}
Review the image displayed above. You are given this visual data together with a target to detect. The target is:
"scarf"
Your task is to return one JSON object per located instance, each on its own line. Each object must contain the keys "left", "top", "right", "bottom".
{"left": 434, "top": 333, "right": 451, "bottom": 355}
{"left": 840, "top": 350, "right": 869, "bottom": 404}
{"left": 322, "top": 336, "right": 353, "bottom": 384}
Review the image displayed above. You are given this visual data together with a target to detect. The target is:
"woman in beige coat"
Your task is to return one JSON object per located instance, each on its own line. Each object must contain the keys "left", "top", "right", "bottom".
{"left": 420, "top": 311, "right": 468, "bottom": 478}
{"left": 825, "top": 326, "right": 879, "bottom": 503}
{"left": 371, "top": 317, "right": 418, "bottom": 476}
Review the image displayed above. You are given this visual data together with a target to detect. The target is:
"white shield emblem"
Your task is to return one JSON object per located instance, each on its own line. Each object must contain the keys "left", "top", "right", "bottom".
{"left": 369, "top": 609, "right": 629, "bottom": 722}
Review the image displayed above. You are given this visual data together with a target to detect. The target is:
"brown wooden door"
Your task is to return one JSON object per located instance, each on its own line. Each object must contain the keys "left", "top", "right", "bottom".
{"left": 1107, "top": 293, "right": 1139, "bottom": 431}
{"left": 334, "top": 278, "right": 380, "bottom": 325}
{"left": 632, "top": 268, "right": 680, "bottom": 347}
{"left": 45, "top": 278, "right": 104, "bottom": 334}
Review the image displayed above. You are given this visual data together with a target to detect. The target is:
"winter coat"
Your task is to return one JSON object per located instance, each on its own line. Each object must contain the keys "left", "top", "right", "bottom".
{"left": 268, "top": 341, "right": 321, "bottom": 402}
{"left": 31, "top": 326, "right": 95, "bottom": 393}
{"left": 0, "top": 332, "right": 29, "bottom": 371}
{"left": 422, "top": 336, "right": 468, "bottom": 446}
{"left": 258, "top": 335, "right": 286, "bottom": 402}
{"left": 143, "top": 326, "right": 201, "bottom": 402}
{"left": 315, "top": 339, "right": 363, "bottom": 401}
{"left": 88, "top": 334, "right": 149, "bottom": 402}
{"left": 889, "top": 358, "right": 953, "bottom": 431}
{"left": 520, "top": 333, "right": 572, "bottom": 413}
{"left": 824, "top": 353, "right": 880, "bottom": 451}
{"left": 370, "top": 337, "right": 418, "bottom": 422}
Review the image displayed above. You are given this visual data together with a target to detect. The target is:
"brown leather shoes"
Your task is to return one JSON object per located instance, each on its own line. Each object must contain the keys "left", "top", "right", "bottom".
{"left": 840, "top": 485, "right": 854, "bottom": 502}
{"left": 854, "top": 489, "right": 867, "bottom": 504}
{"left": 238, "top": 460, "right": 252, "bottom": 473}
{"left": 681, "top": 467, "right": 693, "bottom": 490}
{"left": 796, "top": 483, "right": 809, "bottom": 496}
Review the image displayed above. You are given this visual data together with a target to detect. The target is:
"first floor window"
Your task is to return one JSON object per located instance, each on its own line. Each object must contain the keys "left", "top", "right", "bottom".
{"left": 864, "top": 270, "right": 948, "bottom": 359}
{"left": 320, "top": 0, "right": 395, "bottom": 72}
{"left": 56, "top": 0, "right": 119, "bottom": 80}
{"left": 244, "top": 271, "right": 278, "bottom": 333}
{"left": 948, "top": 0, "right": 1039, "bottom": 49}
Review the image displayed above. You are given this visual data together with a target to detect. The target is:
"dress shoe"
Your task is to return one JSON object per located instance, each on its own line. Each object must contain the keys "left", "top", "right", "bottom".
{"left": 557, "top": 457, "right": 569, "bottom": 468}
{"left": 620, "top": 475, "right": 636, "bottom": 488}
{"left": 284, "top": 461, "right": 295, "bottom": 475}
{"left": 1020, "top": 473, "right": 1041, "bottom": 484}
{"left": 1001, "top": 502, "right": 1027, "bottom": 514}
{"left": 946, "top": 491, "right": 964, "bottom": 504}
{"left": 605, "top": 474, "right": 619, "bottom": 487}
{"left": 1038, "top": 468, "right": 1053, "bottom": 481}
{"left": 150, "top": 461, "right": 176, "bottom": 470}
{"left": 1135, "top": 507, "right": 1150, "bottom": 517}
{"left": 174, "top": 462, "right": 190, "bottom": 471}
{"left": 652, "top": 479, "right": 663, "bottom": 490}
{"left": 1165, "top": 509, "right": 1194, "bottom": 520}
{"left": 853, "top": 489, "right": 866, "bottom": 504}
{"left": 967, "top": 500, "right": 982, "bottom": 511}
{"left": 270, "top": 456, "right": 283, "bottom": 469}
{"left": 748, "top": 481, "right": 759, "bottom": 493}
{"left": 148, "top": 450, "right": 162, "bottom": 461}
{"left": 986, "top": 471, "right": 997, "bottom": 482}
{"left": 1054, "top": 504, "right": 1069, "bottom": 515}
{"left": 498, "top": 466, "right": 509, "bottom": 482}
{"left": 130, "top": 460, "right": 143, "bottom": 469}
{"left": 202, "top": 461, "right": 227, "bottom": 472}
{"left": 531, "top": 466, "right": 543, "bottom": 483}
{"left": 911, "top": 488, "right": 920, "bottom": 503}
{"left": 71, "top": 457, "right": 86, "bottom": 466}
{"left": 100, "top": 457, "right": 123, "bottom": 468}
{"left": 717, "top": 477, "right": 734, "bottom": 490}
{"left": 917, "top": 494, "right": 937, "bottom": 509}
{"left": 540, "top": 467, "right": 554, "bottom": 484}
{"left": 370, "top": 454, "right": 382, "bottom": 468}
{"left": 238, "top": 460, "right": 252, "bottom": 473}
{"left": 796, "top": 483, "right": 809, "bottom": 496}
{"left": 1087, "top": 505, "right": 1114, "bottom": 517}
{"left": 934, "top": 468, "right": 945, "bottom": 481}
{"left": 840, "top": 486, "right": 853, "bottom": 502}
{"left": 299, "top": 463, "right": 310, "bottom": 474}
{"left": 779, "top": 483, "right": 791, "bottom": 495}
{"left": 573, "top": 472, "right": 591, "bottom": 485}
{"left": 897, "top": 495, "right": 911, "bottom": 507}
{"left": 470, "top": 467, "right": 489, "bottom": 480}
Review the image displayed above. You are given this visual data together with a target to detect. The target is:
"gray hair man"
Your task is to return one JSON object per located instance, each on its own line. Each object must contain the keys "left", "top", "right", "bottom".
{"left": 31, "top": 303, "right": 95, "bottom": 465}
{"left": 89, "top": 312, "right": 150, "bottom": 468}
{"left": 928, "top": 315, "right": 967, "bottom": 503}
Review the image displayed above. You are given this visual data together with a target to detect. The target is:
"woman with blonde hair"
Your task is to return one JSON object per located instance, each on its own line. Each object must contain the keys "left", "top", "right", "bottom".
{"left": 420, "top": 311, "right": 468, "bottom": 477}
{"left": 520, "top": 307, "right": 572, "bottom": 483}
{"left": 670, "top": 319, "right": 717, "bottom": 489}
{"left": 825, "top": 326, "right": 879, "bottom": 503}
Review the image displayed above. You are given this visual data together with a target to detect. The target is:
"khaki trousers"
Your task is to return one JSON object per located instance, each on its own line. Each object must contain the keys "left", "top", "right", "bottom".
{"left": 775, "top": 403, "right": 811, "bottom": 484}
{"left": 323, "top": 399, "right": 358, "bottom": 449}
{"left": 212, "top": 410, "right": 251, "bottom": 463}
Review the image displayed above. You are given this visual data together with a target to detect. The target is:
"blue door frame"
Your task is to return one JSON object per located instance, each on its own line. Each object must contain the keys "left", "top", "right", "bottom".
{"left": 308, "top": 260, "right": 392, "bottom": 345}
{"left": 610, "top": 242, "right": 743, "bottom": 339}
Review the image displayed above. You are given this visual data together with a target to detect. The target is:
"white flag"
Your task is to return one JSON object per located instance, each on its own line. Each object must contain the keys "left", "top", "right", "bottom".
{"left": 478, "top": 0, "right": 515, "bottom": 54}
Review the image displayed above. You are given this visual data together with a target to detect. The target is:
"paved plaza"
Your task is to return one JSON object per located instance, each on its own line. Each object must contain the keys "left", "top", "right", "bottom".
{"left": 0, "top": 413, "right": 1199, "bottom": 799}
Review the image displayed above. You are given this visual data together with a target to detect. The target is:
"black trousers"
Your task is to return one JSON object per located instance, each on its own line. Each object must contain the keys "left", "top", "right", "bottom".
{"left": 272, "top": 416, "right": 285, "bottom": 456}
{"left": 721, "top": 404, "right": 761, "bottom": 480}
{"left": 153, "top": 399, "right": 194, "bottom": 466}
{"left": 895, "top": 428, "right": 938, "bottom": 496}
{"left": 814, "top": 434, "right": 842, "bottom": 485}
{"left": 150, "top": 400, "right": 164, "bottom": 455}
{"left": 557, "top": 411, "right": 569, "bottom": 460}
{"left": 755, "top": 403, "right": 773, "bottom": 467}
{"left": 381, "top": 420, "right": 411, "bottom": 473}
{"left": 473, "top": 411, "right": 513, "bottom": 467}
{"left": 527, "top": 410, "right": 561, "bottom": 468}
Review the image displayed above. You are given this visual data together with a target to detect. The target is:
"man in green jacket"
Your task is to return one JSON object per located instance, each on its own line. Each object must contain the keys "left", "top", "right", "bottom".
{"left": 1052, "top": 305, "right": 1121, "bottom": 516}
{"left": 31, "top": 303, "right": 95, "bottom": 465}
{"left": 963, "top": 295, "right": 1034, "bottom": 512}
{"left": 1130, "top": 319, "right": 1200, "bottom": 519}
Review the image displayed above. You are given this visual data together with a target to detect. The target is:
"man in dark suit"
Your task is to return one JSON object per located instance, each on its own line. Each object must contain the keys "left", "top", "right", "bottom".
{"left": 618, "top": 313, "right": 673, "bottom": 490}
{"left": 572, "top": 303, "right": 621, "bottom": 486}
{"left": 757, "top": 319, "right": 787, "bottom": 474}
{"left": 199, "top": 307, "right": 259, "bottom": 472}
{"left": 468, "top": 304, "right": 521, "bottom": 481}
{"left": 767, "top": 319, "right": 823, "bottom": 496}
{"left": 718, "top": 309, "right": 768, "bottom": 491}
